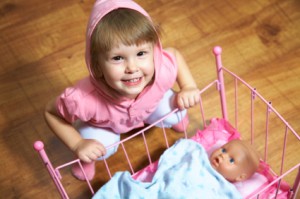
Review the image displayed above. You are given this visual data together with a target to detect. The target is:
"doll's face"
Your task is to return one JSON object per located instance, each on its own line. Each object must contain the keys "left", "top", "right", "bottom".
{"left": 209, "top": 140, "right": 256, "bottom": 182}
{"left": 100, "top": 42, "right": 155, "bottom": 99}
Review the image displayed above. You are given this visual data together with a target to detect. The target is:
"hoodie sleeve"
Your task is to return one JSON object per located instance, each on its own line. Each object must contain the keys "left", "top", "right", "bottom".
{"left": 55, "top": 78, "right": 97, "bottom": 124}
{"left": 155, "top": 49, "right": 178, "bottom": 91}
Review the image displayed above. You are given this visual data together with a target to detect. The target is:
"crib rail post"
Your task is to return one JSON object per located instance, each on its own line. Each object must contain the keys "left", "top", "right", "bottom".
{"left": 213, "top": 46, "right": 228, "bottom": 120}
{"left": 34, "top": 141, "right": 69, "bottom": 199}
{"left": 291, "top": 167, "right": 300, "bottom": 199}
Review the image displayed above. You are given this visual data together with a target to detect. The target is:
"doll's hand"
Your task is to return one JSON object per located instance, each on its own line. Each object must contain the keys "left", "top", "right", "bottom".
{"left": 176, "top": 87, "right": 200, "bottom": 110}
{"left": 73, "top": 139, "right": 106, "bottom": 163}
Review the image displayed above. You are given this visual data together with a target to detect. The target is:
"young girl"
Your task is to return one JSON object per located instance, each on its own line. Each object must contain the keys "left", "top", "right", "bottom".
{"left": 44, "top": 0, "right": 199, "bottom": 181}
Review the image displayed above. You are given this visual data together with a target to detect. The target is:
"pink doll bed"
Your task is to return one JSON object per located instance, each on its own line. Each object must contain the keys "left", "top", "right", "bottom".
{"left": 34, "top": 46, "right": 300, "bottom": 199}
{"left": 130, "top": 118, "right": 291, "bottom": 199}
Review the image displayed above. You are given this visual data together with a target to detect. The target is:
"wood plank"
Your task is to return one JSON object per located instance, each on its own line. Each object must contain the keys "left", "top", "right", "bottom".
{"left": 0, "top": 0, "right": 299, "bottom": 198}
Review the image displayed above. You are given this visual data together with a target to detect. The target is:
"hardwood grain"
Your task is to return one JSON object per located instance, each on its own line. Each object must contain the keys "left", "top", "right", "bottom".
{"left": 0, "top": 0, "right": 299, "bottom": 198}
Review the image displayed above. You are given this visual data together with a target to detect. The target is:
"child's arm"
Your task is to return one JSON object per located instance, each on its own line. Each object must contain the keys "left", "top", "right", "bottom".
{"left": 44, "top": 98, "right": 106, "bottom": 162}
{"left": 165, "top": 47, "right": 199, "bottom": 110}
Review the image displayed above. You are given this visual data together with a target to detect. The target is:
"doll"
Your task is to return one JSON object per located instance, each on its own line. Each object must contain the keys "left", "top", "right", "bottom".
{"left": 210, "top": 139, "right": 260, "bottom": 182}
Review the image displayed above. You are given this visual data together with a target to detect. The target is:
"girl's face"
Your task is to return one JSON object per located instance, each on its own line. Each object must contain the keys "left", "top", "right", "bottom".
{"left": 100, "top": 42, "right": 155, "bottom": 99}
{"left": 209, "top": 141, "right": 248, "bottom": 182}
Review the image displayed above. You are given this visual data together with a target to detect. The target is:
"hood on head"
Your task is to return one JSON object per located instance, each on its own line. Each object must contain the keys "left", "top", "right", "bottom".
{"left": 85, "top": 0, "right": 162, "bottom": 80}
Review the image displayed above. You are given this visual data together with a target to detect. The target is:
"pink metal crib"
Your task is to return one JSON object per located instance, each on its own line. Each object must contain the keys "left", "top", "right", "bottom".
{"left": 34, "top": 46, "right": 300, "bottom": 199}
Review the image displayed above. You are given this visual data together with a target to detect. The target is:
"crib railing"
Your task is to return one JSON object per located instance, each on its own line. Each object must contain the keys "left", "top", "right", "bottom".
{"left": 213, "top": 46, "right": 300, "bottom": 199}
{"left": 34, "top": 46, "right": 300, "bottom": 199}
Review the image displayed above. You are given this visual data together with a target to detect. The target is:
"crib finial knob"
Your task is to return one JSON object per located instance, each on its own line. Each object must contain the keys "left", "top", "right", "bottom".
{"left": 213, "top": 46, "right": 222, "bottom": 55}
{"left": 34, "top": 141, "right": 44, "bottom": 151}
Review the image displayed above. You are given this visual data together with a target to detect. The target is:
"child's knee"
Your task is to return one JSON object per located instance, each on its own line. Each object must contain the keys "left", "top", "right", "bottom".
{"left": 145, "top": 89, "right": 187, "bottom": 127}
{"left": 163, "top": 109, "right": 187, "bottom": 126}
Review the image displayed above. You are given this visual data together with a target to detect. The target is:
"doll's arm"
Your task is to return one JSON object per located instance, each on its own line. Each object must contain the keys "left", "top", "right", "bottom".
{"left": 44, "top": 98, "right": 106, "bottom": 162}
{"left": 165, "top": 47, "right": 199, "bottom": 110}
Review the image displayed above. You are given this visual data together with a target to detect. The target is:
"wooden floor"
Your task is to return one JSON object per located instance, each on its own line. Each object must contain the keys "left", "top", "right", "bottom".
{"left": 1, "top": 0, "right": 300, "bottom": 198}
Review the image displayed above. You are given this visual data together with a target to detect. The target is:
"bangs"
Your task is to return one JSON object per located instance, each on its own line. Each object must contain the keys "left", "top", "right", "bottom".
{"left": 91, "top": 8, "right": 160, "bottom": 54}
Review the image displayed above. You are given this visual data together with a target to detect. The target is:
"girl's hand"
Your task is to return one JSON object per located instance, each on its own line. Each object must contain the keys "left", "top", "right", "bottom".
{"left": 176, "top": 87, "right": 200, "bottom": 110}
{"left": 73, "top": 139, "right": 106, "bottom": 163}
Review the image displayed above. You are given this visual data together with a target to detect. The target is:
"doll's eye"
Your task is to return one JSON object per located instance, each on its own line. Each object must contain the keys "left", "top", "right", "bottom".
{"left": 221, "top": 148, "right": 226, "bottom": 153}
{"left": 229, "top": 158, "right": 235, "bottom": 164}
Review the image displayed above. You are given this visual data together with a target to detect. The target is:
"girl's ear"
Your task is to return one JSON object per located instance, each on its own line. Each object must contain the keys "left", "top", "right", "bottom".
{"left": 93, "top": 63, "right": 103, "bottom": 79}
{"left": 97, "top": 68, "right": 103, "bottom": 78}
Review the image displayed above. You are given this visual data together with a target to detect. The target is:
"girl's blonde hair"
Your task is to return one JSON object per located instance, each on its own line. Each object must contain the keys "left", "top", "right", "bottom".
{"left": 90, "top": 8, "right": 160, "bottom": 79}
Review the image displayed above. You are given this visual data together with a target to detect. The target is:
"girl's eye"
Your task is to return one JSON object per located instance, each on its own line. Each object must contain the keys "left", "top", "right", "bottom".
{"left": 112, "top": 56, "right": 123, "bottom": 61}
{"left": 221, "top": 148, "right": 226, "bottom": 153}
{"left": 229, "top": 158, "right": 235, "bottom": 164}
{"left": 137, "top": 51, "right": 146, "bottom": 56}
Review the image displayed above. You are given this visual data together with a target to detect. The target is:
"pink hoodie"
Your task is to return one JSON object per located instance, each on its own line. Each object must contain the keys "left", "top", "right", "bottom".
{"left": 56, "top": 0, "right": 177, "bottom": 133}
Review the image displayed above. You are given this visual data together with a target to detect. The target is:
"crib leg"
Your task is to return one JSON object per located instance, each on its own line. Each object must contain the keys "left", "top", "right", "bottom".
{"left": 290, "top": 167, "right": 300, "bottom": 199}
{"left": 213, "top": 46, "right": 228, "bottom": 120}
{"left": 34, "top": 141, "right": 69, "bottom": 199}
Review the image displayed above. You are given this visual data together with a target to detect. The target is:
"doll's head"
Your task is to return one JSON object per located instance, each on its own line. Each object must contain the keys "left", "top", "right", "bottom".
{"left": 209, "top": 139, "right": 260, "bottom": 182}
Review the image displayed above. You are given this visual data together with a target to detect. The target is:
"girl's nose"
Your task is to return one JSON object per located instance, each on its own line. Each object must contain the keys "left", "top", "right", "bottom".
{"left": 125, "top": 60, "right": 138, "bottom": 73}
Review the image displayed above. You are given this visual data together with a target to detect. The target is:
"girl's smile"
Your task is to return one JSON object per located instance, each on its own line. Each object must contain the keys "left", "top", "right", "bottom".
{"left": 122, "top": 77, "right": 143, "bottom": 86}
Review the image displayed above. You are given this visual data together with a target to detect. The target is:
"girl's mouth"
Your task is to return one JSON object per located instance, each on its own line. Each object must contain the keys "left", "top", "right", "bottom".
{"left": 122, "top": 77, "right": 142, "bottom": 86}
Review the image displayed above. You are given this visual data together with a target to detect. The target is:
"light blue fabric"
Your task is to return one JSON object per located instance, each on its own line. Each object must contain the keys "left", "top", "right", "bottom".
{"left": 92, "top": 139, "right": 242, "bottom": 199}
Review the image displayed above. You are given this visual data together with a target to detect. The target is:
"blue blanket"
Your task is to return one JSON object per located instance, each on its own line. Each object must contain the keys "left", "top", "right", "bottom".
{"left": 93, "top": 139, "right": 242, "bottom": 199}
